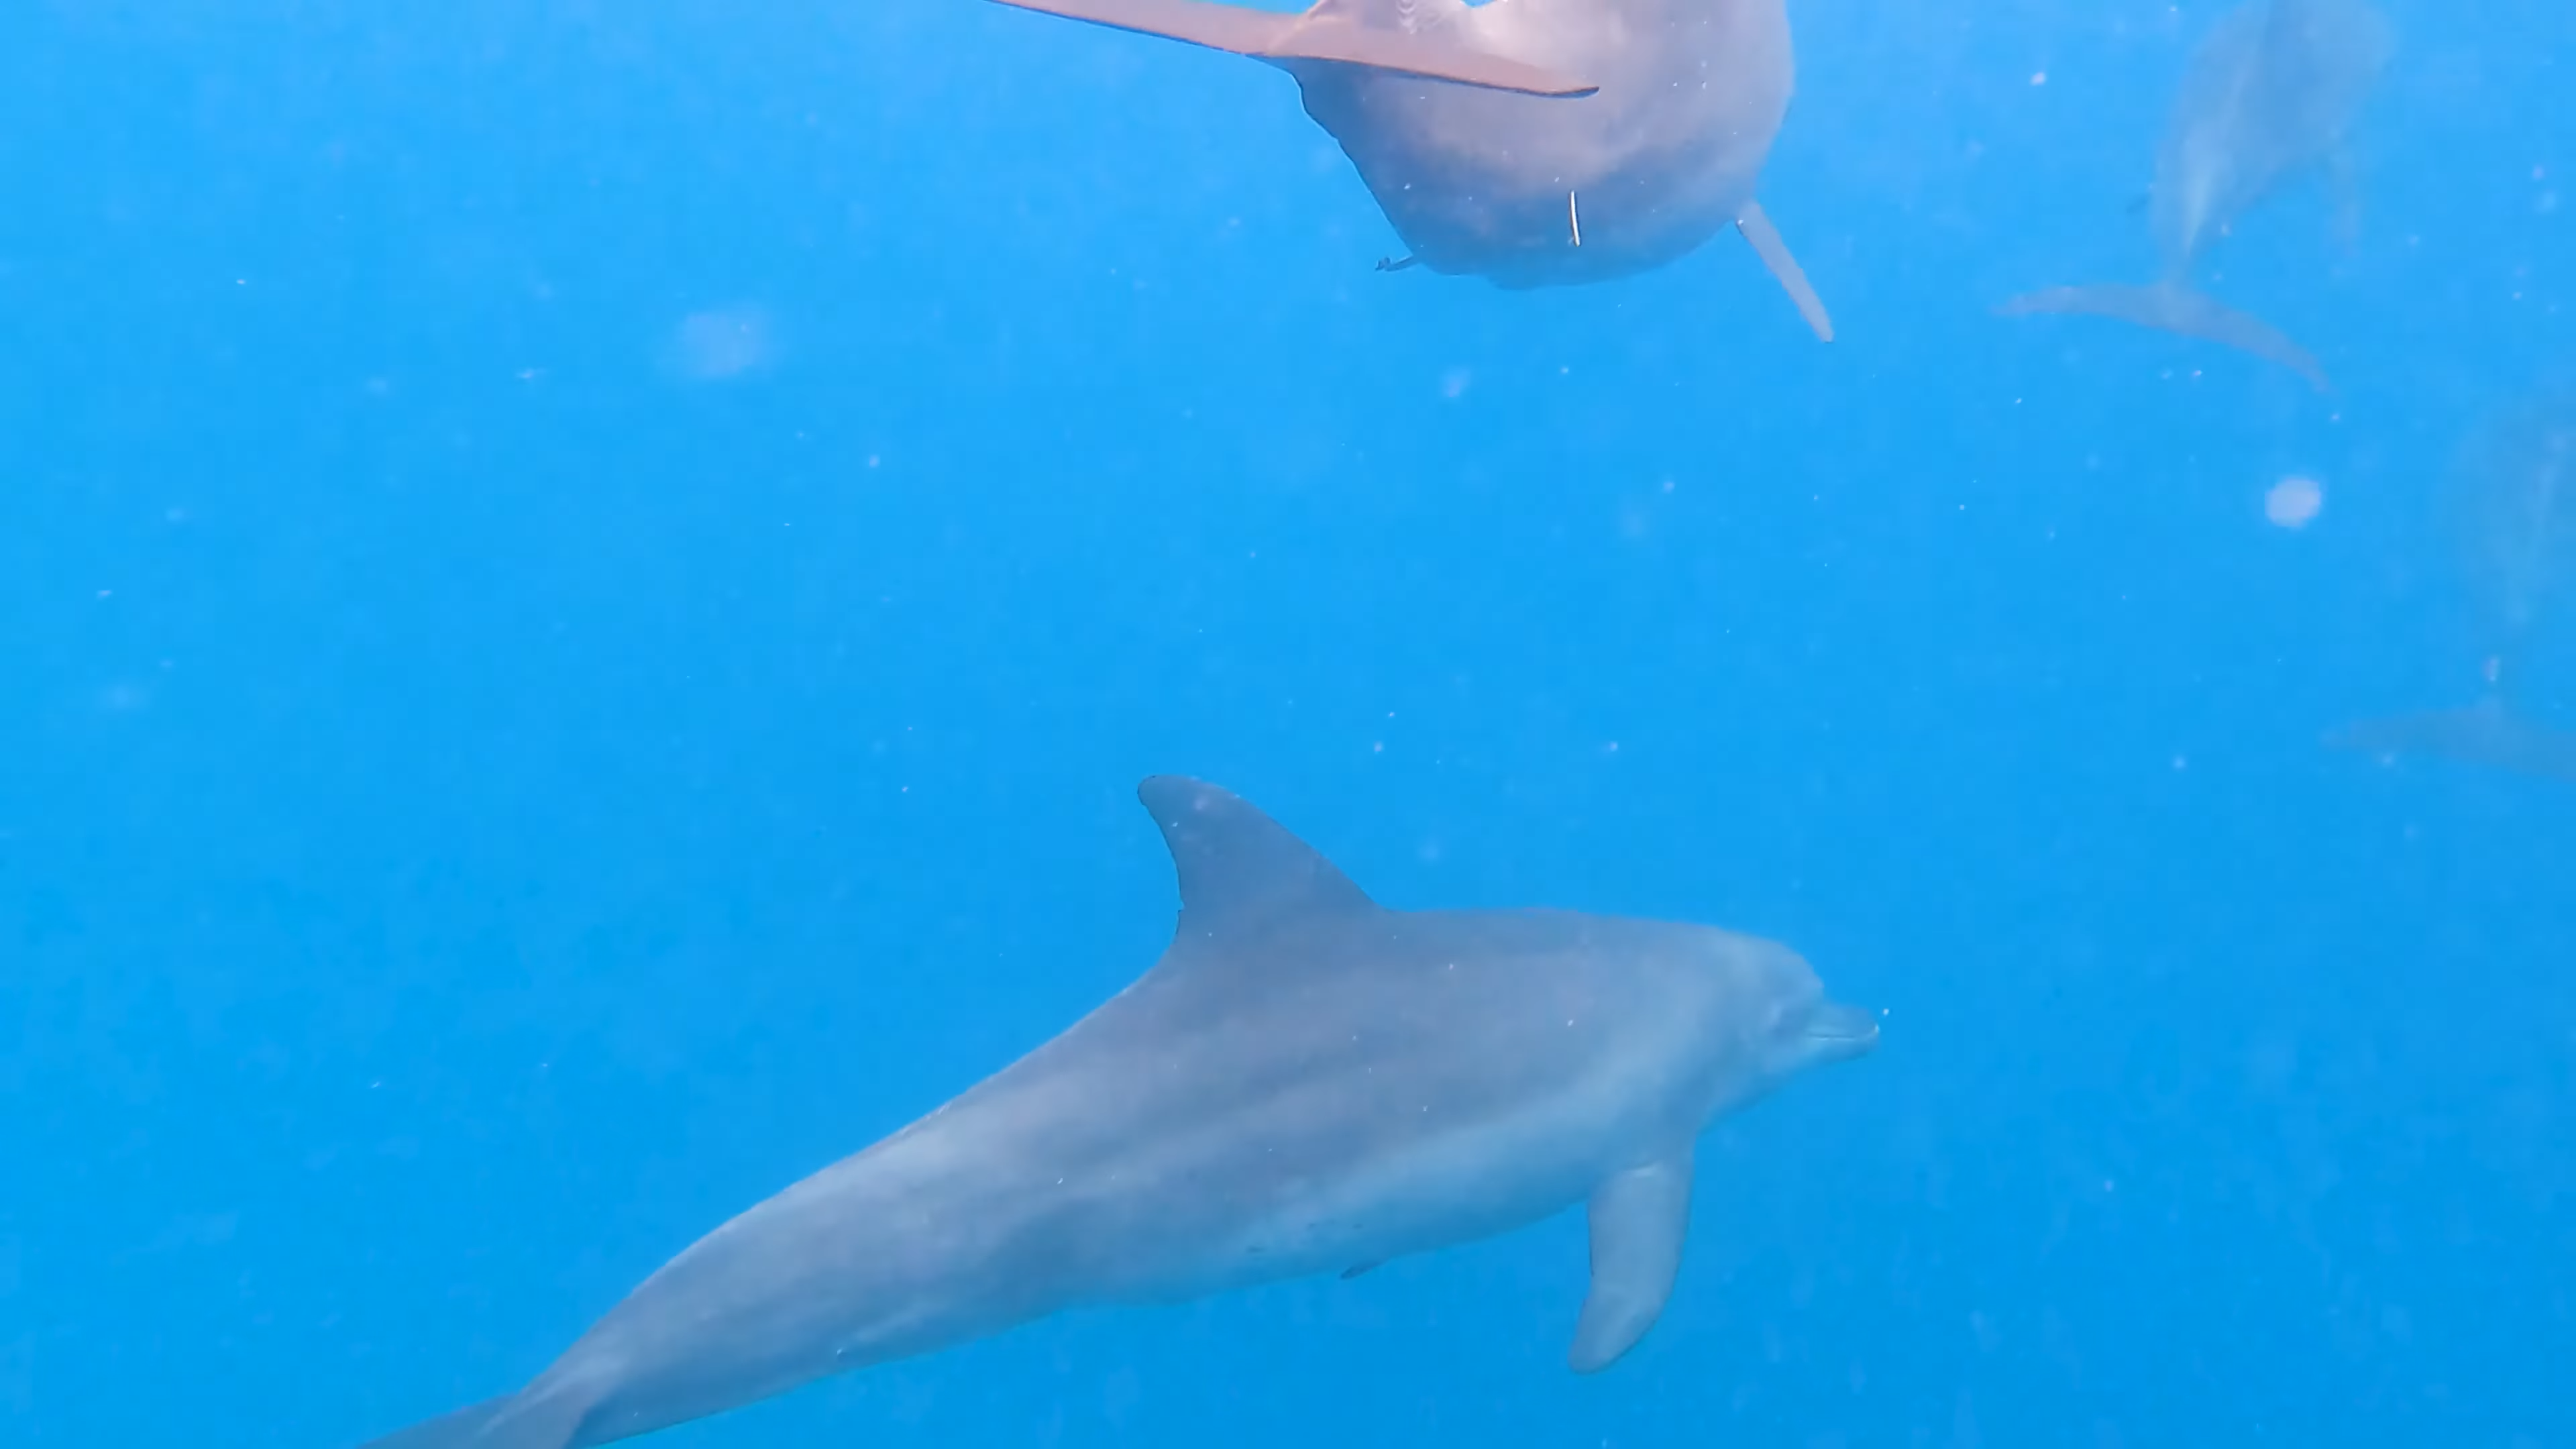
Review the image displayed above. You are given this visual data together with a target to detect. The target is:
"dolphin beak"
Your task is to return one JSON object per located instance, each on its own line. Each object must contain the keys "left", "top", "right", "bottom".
{"left": 1802, "top": 1002, "right": 1880, "bottom": 1060}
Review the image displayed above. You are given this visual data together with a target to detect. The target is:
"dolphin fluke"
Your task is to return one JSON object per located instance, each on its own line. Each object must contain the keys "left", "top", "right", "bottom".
{"left": 984, "top": 0, "right": 1600, "bottom": 97}
{"left": 1997, "top": 280, "right": 2328, "bottom": 390}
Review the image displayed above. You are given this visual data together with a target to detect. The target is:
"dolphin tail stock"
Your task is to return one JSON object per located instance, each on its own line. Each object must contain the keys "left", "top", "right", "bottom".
{"left": 983, "top": 0, "right": 1598, "bottom": 97}
{"left": 1733, "top": 201, "right": 1833, "bottom": 342}
{"left": 1996, "top": 280, "right": 2330, "bottom": 391}
{"left": 356, "top": 1385, "right": 592, "bottom": 1449}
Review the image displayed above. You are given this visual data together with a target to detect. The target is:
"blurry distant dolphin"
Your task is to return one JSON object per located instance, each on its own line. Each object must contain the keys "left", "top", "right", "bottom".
{"left": 359, "top": 776, "right": 1878, "bottom": 1448}
{"left": 2328, "top": 696, "right": 2576, "bottom": 785}
{"left": 989, "top": 0, "right": 1835, "bottom": 337}
{"left": 2446, "top": 388, "right": 2576, "bottom": 660}
{"left": 2000, "top": 0, "right": 2394, "bottom": 388}
{"left": 2325, "top": 393, "right": 2576, "bottom": 788}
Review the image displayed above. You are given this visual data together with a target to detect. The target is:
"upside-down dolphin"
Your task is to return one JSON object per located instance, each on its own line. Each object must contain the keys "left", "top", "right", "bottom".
{"left": 358, "top": 776, "right": 1878, "bottom": 1448}
{"left": 2000, "top": 0, "right": 2393, "bottom": 387}
{"left": 989, "top": 0, "right": 1835, "bottom": 337}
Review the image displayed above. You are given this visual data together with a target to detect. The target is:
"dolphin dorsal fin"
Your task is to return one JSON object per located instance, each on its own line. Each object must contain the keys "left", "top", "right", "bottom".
{"left": 1138, "top": 776, "right": 1376, "bottom": 939}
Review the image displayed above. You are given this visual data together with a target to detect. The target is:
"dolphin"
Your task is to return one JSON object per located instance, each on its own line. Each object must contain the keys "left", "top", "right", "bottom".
{"left": 2328, "top": 695, "right": 2576, "bottom": 786}
{"left": 2445, "top": 388, "right": 2576, "bottom": 657}
{"left": 356, "top": 776, "right": 1878, "bottom": 1448}
{"left": 2325, "top": 394, "right": 2576, "bottom": 786}
{"left": 2000, "top": 0, "right": 2394, "bottom": 388}
{"left": 990, "top": 0, "right": 1835, "bottom": 337}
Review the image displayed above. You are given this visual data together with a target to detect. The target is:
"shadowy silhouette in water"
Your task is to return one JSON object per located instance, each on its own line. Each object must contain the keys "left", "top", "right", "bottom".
{"left": 2330, "top": 390, "right": 2576, "bottom": 787}
{"left": 2328, "top": 695, "right": 2576, "bottom": 786}
{"left": 2000, "top": 0, "right": 2393, "bottom": 388}
{"left": 2445, "top": 389, "right": 2576, "bottom": 655}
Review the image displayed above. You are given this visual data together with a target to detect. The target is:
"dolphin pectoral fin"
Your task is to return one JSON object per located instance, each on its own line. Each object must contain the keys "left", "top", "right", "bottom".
{"left": 985, "top": 0, "right": 1598, "bottom": 97}
{"left": 1734, "top": 201, "right": 1833, "bottom": 343}
{"left": 1568, "top": 1152, "right": 1694, "bottom": 1373}
{"left": 358, "top": 1384, "right": 593, "bottom": 1449}
{"left": 1996, "top": 282, "right": 2330, "bottom": 391}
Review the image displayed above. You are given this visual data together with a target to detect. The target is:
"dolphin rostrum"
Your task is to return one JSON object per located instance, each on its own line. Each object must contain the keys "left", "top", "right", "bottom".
{"left": 358, "top": 776, "right": 1878, "bottom": 1448}
{"left": 2000, "top": 0, "right": 2393, "bottom": 388}
{"left": 990, "top": 0, "right": 1835, "bottom": 337}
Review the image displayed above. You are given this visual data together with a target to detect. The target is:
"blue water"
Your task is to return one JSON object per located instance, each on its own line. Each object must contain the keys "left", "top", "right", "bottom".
{"left": 5, "top": 1, "right": 2572, "bottom": 1444}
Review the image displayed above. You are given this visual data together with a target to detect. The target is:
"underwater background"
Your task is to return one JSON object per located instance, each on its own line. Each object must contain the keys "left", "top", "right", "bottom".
{"left": 4, "top": 0, "right": 2573, "bottom": 1444}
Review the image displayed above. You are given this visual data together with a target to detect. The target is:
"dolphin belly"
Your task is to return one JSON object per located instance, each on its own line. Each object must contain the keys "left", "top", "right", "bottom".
{"left": 474, "top": 1075, "right": 1651, "bottom": 1448}
{"left": 1290, "top": 72, "right": 1770, "bottom": 287}
{"left": 1285, "top": 0, "right": 1791, "bottom": 288}
{"left": 1115, "top": 1085, "right": 1673, "bottom": 1300}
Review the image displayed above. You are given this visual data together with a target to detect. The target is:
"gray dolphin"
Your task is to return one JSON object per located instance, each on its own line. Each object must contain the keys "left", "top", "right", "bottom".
{"left": 2446, "top": 389, "right": 2576, "bottom": 658}
{"left": 991, "top": 0, "right": 1835, "bottom": 337}
{"left": 358, "top": 776, "right": 1878, "bottom": 1448}
{"left": 2325, "top": 394, "right": 2576, "bottom": 788}
{"left": 2328, "top": 696, "right": 2576, "bottom": 786}
{"left": 2000, "top": 0, "right": 2393, "bottom": 388}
